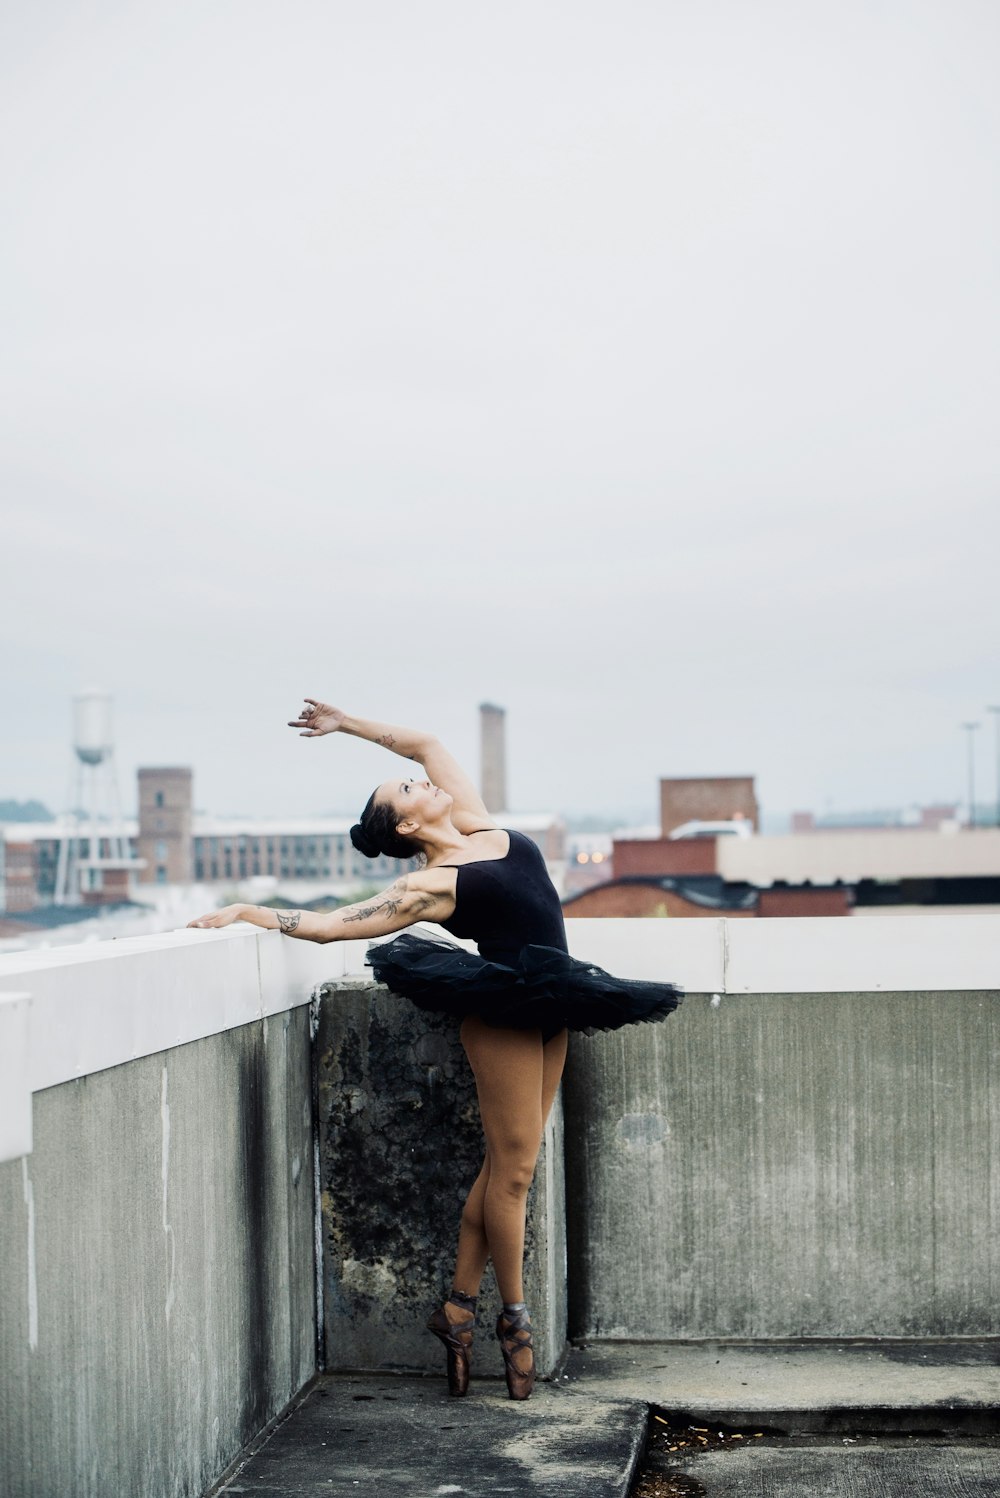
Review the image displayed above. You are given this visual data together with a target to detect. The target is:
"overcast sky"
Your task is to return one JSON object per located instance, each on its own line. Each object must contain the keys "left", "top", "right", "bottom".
{"left": 3, "top": 0, "right": 999, "bottom": 825}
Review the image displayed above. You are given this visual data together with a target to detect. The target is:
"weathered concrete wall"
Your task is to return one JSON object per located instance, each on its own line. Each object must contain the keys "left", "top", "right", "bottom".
{"left": 0, "top": 1009, "right": 315, "bottom": 1498}
{"left": 565, "top": 990, "right": 1000, "bottom": 1339}
{"left": 316, "top": 981, "right": 566, "bottom": 1377}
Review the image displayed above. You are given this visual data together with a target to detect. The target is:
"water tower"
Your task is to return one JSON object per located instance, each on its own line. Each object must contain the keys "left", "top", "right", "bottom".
{"left": 54, "top": 691, "right": 143, "bottom": 905}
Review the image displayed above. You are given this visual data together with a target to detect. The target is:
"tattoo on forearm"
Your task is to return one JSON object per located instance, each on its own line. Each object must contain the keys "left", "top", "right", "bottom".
{"left": 277, "top": 910, "right": 302, "bottom": 934}
{"left": 376, "top": 733, "right": 396, "bottom": 749}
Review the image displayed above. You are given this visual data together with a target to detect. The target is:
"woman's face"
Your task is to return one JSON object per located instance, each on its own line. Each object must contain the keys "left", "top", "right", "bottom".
{"left": 377, "top": 776, "right": 452, "bottom": 833}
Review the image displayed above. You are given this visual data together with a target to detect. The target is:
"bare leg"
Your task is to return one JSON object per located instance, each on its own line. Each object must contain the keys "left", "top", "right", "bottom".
{"left": 448, "top": 1022, "right": 569, "bottom": 1335}
{"left": 450, "top": 1151, "right": 493, "bottom": 1303}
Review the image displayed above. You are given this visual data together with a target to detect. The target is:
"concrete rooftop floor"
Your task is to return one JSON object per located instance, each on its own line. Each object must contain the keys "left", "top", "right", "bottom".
{"left": 209, "top": 1339, "right": 1000, "bottom": 1498}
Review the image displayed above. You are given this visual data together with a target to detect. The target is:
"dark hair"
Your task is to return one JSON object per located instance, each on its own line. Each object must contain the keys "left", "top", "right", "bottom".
{"left": 350, "top": 788, "right": 415, "bottom": 861}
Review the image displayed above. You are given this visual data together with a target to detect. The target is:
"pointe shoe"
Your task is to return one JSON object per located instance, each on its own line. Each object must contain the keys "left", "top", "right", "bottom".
{"left": 496, "top": 1307, "right": 535, "bottom": 1401}
{"left": 426, "top": 1304, "right": 474, "bottom": 1397}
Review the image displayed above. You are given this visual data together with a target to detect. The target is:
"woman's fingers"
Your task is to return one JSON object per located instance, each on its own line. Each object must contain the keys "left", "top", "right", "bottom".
{"left": 187, "top": 906, "right": 240, "bottom": 928}
{"left": 289, "top": 699, "right": 323, "bottom": 728}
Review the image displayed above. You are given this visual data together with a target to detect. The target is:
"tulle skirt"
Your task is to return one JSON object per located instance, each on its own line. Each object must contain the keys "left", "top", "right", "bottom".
{"left": 365, "top": 929, "right": 683, "bottom": 1041}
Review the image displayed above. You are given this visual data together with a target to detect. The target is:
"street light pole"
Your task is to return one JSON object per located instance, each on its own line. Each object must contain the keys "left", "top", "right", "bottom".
{"left": 961, "top": 722, "right": 981, "bottom": 828}
{"left": 987, "top": 706, "right": 1000, "bottom": 828}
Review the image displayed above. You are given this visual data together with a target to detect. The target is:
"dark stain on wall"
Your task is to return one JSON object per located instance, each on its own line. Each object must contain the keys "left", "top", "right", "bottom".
{"left": 316, "top": 983, "right": 538, "bottom": 1366}
{"left": 237, "top": 1028, "right": 274, "bottom": 1433}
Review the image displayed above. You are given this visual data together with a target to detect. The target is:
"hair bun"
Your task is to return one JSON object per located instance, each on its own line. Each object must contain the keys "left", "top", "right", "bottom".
{"left": 350, "top": 822, "right": 379, "bottom": 859}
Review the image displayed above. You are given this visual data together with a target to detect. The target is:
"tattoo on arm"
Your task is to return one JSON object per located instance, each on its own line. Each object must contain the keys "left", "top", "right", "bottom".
{"left": 276, "top": 910, "right": 302, "bottom": 934}
{"left": 374, "top": 730, "right": 420, "bottom": 761}
{"left": 343, "top": 878, "right": 405, "bottom": 924}
{"left": 341, "top": 876, "right": 433, "bottom": 926}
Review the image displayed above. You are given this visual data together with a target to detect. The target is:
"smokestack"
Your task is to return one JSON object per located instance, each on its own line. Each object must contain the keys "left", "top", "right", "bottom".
{"left": 479, "top": 702, "right": 507, "bottom": 814}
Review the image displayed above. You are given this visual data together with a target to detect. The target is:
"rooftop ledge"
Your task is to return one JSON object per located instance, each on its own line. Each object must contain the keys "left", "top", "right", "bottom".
{"left": 1, "top": 913, "right": 999, "bottom": 1164}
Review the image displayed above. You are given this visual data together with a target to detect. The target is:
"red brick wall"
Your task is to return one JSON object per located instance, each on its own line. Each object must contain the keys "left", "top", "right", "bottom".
{"left": 3, "top": 842, "right": 38, "bottom": 913}
{"left": 659, "top": 777, "right": 758, "bottom": 835}
{"left": 564, "top": 881, "right": 849, "bottom": 919}
{"left": 81, "top": 868, "right": 133, "bottom": 906}
{"left": 613, "top": 838, "right": 717, "bottom": 876}
{"left": 137, "top": 767, "right": 193, "bottom": 884}
{"left": 757, "top": 887, "right": 850, "bottom": 917}
{"left": 564, "top": 883, "right": 755, "bottom": 919}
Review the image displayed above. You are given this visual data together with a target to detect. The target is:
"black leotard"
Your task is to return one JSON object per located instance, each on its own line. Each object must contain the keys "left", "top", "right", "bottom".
{"left": 365, "top": 828, "right": 682, "bottom": 1038}
{"left": 436, "top": 830, "right": 567, "bottom": 965}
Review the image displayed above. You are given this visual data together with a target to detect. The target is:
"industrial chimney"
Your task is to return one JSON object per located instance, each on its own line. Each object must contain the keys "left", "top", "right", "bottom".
{"left": 479, "top": 702, "right": 507, "bottom": 815}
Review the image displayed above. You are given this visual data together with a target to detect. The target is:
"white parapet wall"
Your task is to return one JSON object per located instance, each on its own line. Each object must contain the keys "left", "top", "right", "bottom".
{"left": 0, "top": 993, "right": 31, "bottom": 1162}
{"left": 2, "top": 913, "right": 1000, "bottom": 1162}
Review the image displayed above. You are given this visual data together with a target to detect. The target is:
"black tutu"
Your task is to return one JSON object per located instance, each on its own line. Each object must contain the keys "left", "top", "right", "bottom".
{"left": 365, "top": 929, "right": 683, "bottom": 1040}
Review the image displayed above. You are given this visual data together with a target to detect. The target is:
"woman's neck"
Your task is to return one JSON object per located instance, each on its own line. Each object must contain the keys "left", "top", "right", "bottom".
{"left": 419, "top": 822, "right": 472, "bottom": 864}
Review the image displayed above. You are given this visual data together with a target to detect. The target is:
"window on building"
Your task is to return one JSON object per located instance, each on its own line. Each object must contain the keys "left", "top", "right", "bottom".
{"left": 157, "top": 866, "right": 167, "bottom": 884}
{"left": 155, "top": 791, "right": 164, "bottom": 808}
{"left": 155, "top": 840, "right": 168, "bottom": 861}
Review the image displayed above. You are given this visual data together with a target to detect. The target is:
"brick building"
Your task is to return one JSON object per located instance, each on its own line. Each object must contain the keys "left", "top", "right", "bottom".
{"left": 564, "top": 876, "right": 850, "bottom": 919}
{"left": 660, "top": 775, "right": 759, "bottom": 835}
{"left": 568, "top": 773, "right": 851, "bottom": 917}
{"left": 137, "top": 768, "right": 194, "bottom": 885}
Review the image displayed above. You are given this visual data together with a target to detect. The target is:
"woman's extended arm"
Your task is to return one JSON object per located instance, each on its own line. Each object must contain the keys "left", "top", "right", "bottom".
{"left": 289, "top": 700, "right": 434, "bottom": 760}
{"left": 289, "top": 698, "right": 495, "bottom": 827}
{"left": 187, "top": 872, "right": 451, "bottom": 942}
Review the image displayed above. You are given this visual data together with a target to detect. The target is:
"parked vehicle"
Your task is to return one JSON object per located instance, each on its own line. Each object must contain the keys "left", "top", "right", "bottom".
{"left": 667, "top": 819, "right": 753, "bottom": 840}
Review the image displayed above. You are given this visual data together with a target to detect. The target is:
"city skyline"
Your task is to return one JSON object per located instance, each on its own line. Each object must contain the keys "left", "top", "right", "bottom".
{"left": 1, "top": 723, "right": 995, "bottom": 832}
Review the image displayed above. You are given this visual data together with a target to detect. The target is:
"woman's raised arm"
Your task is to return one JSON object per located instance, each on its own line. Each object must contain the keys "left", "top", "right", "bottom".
{"left": 289, "top": 699, "right": 495, "bottom": 828}
{"left": 289, "top": 700, "right": 435, "bottom": 760}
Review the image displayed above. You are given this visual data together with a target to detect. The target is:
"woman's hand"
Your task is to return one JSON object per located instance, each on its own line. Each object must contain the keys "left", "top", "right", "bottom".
{"left": 288, "top": 698, "right": 346, "bottom": 737}
{"left": 187, "top": 904, "right": 249, "bottom": 929}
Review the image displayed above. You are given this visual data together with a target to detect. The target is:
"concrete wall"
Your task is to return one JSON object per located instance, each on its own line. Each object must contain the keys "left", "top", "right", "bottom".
{"left": 315, "top": 980, "right": 566, "bottom": 1377}
{"left": 0, "top": 1012, "right": 315, "bottom": 1498}
{"left": 3, "top": 913, "right": 1000, "bottom": 1498}
{"left": 0, "top": 927, "right": 342, "bottom": 1498}
{"left": 565, "top": 987, "right": 1000, "bottom": 1339}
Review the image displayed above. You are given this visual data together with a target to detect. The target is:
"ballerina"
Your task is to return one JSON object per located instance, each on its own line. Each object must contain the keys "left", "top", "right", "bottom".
{"left": 188, "top": 699, "right": 682, "bottom": 1399}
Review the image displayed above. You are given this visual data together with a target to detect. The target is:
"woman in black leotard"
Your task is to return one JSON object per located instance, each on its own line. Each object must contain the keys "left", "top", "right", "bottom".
{"left": 189, "top": 700, "right": 681, "bottom": 1401}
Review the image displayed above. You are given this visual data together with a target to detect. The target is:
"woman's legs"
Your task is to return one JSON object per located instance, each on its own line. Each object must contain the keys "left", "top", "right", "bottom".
{"left": 449, "top": 1022, "right": 569, "bottom": 1310}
